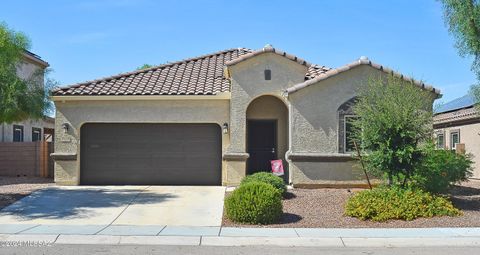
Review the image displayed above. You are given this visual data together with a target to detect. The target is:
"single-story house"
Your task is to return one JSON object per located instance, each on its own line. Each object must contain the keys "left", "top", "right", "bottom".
{"left": 51, "top": 45, "right": 440, "bottom": 186}
{"left": 434, "top": 95, "right": 480, "bottom": 179}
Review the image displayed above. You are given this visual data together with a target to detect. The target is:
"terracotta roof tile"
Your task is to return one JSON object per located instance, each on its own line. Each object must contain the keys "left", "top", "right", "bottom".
{"left": 52, "top": 47, "right": 330, "bottom": 96}
{"left": 434, "top": 107, "right": 479, "bottom": 124}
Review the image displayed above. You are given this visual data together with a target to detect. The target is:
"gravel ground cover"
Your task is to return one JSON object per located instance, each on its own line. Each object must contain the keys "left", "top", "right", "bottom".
{"left": 223, "top": 180, "right": 480, "bottom": 228}
{"left": 0, "top": 176, "right": 54, "bottom": 209}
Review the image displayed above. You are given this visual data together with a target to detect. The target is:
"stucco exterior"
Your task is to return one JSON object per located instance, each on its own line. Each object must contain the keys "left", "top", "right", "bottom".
{"left": 52, "top": 47, "right": 439, "bottom": 187}
{"left": 434, "top": 122, "right": 480, "bottom": 179}
{"left": 53, "top": 99, "right": 230, "bottom": 185}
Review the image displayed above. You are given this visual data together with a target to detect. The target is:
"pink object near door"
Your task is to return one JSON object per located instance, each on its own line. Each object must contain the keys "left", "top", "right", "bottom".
{"left": 270, "top": 159, "right": 284, "bottom": 176}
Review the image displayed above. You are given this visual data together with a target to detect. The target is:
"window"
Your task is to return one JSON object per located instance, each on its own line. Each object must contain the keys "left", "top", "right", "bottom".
{"left": 13, "top": 125, "right": 24, "bottom": 142}
{"left": 450, "top": 131, "right": 460, "bottom": 150}
{"left": 436, "top": 133, "right": 445, "bottom": 149}
{"left": 32, "top": 127, "right": 42, "bottom": 142}
{"left": 344, "top": 115, "right": 358, "bottom": 152}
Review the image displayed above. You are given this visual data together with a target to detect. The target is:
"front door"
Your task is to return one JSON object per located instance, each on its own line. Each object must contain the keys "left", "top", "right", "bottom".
{"left": 247, "top": 120, "right": 277, "bottom": 174}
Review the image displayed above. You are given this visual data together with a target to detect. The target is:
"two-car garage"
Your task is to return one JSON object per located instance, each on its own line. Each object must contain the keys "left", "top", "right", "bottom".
{"left": 80, "top": 123, "right": 222, "bottom": 185}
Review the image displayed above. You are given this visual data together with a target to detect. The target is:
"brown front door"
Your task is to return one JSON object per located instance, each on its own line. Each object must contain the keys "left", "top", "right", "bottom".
{"left": 247, "top": 120, "right": 277, "bottom": 174}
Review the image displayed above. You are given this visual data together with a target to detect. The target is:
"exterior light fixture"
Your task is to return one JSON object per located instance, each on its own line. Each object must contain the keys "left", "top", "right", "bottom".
{"left": 62, "top": 123, "right": 69, "bottom": 134}
{"left": 222, "top": 123, "right": 229, "bottom": 134}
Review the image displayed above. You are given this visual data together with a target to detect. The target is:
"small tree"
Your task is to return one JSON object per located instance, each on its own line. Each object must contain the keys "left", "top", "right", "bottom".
{"left": 0, "top": 22, "right": 53, "bottom": 124}
{"left": 352, "top": 75, "right": 434, "bottom": 186}
{"left": 439, "top": 0, "right": 480, "bottom": 108}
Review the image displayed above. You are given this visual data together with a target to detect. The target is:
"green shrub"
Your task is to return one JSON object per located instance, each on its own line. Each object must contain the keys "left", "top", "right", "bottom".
{"left": 414, "top": 145, "right": 473, "bottom": 193}
{"left": 352, "top": 75, "right": 434, "bottom": 186}
{"left": 225, "top": 182, "right": 283, "bottom": 224}
{"left": 241, "top": 172, "right": 286, "bottom": 195}
{"left": 345, "top": 187, "right": 461, "bottom": 221}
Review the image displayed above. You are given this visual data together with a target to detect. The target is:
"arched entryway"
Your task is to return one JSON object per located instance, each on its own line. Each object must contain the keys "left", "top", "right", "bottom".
{"left": 246, "top": 95, "right": 289, "bottom": 181}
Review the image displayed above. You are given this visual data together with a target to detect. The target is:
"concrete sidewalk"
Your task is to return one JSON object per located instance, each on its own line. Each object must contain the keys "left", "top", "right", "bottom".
{"left": 1, "top": 225, "right": 480, "bottom": 247}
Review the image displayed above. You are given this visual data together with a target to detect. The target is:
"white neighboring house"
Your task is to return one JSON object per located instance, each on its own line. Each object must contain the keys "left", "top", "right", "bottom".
{"left": 0, "top": 51, "right": 54, "bottom": 143}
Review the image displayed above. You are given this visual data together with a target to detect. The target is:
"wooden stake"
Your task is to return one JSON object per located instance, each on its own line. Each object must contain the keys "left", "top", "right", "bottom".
{"left": 354, "top": 140, "right": 372, "bottom": 189}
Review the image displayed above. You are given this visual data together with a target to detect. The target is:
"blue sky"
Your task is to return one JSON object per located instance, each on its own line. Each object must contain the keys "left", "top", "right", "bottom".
{"left": 1, "top": 0, "right": 477, "bottom": 103}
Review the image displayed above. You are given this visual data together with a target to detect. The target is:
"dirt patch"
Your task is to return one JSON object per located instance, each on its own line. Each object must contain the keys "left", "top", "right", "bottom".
{"left": 0, "top": 176, "right": 55, "bottom": 210}
{"left": 222, "top": 180, "right": 480, "bottom": 228}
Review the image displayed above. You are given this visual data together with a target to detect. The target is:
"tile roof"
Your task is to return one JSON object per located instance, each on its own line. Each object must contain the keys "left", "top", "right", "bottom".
{"left": 435, "top": 94, "right": 476, "bottom": 113}
{"left": 433, "top": 106, "right": 479, "bottom": 125}
{"left": 225, "top": 45, "right": 312, "bottom": 67}
{"left": 53, "top": 47, "right": 330, "bottom": 96}
{"left": 285, "top": 57, "right": 441, "bottom": 96}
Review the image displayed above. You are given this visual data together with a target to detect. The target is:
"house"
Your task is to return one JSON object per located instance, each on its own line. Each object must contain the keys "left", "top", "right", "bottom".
{"left": 51, "top": 45, "right": 440, "bottom": 186}
{"left": 434, "top": 95, "right": 480, "bottom": 179}
{"left": 0, "top": 51, "right": 55, "bottom": 143}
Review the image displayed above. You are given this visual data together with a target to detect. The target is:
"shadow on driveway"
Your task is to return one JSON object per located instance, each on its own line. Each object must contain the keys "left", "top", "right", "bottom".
{"left": 0, "top": 187, "right": 177, "bottom": 220}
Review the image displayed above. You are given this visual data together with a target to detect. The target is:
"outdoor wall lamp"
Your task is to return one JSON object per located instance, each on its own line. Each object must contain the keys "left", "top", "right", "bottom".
{"left": 62, "top": 123, "right": 69, "bottom": 134}
{"left": 223, "top": 123, "right": 229, "bottom": 134}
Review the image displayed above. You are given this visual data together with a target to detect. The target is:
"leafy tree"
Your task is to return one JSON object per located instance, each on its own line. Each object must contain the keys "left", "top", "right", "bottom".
{"left": 136, "top": 64, "right": 154, "bottom": 70}
{"left": 0, "top": 22, "right": 53, "bottom": 123}
{"left": 352, "top": 75, "right": 434, "bottom": 186}
{"left": 439, "top": 0, "right": 480, "bottom": 107}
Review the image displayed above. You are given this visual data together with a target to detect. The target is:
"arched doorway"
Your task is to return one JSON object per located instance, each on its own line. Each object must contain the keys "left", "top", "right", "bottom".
{"left": 246, "top": 95, "right": 289, "bottom": 181}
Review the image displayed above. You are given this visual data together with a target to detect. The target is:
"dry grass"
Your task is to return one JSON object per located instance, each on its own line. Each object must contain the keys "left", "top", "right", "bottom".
{"left": 223, "top": 180, "right": 480, "bottom": 228}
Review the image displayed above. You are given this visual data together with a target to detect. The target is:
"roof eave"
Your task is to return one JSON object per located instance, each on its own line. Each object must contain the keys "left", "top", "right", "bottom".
{"left": 284, "top": 58, "right": 441, "bottom": 98}
{"left": 51, "top": 92, "right": 231, "bottom": 102}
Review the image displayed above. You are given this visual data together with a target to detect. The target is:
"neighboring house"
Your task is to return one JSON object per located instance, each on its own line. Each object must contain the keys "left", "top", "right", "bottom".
{"left": 434, "top": 95, "right": 480, "bottom": 179}
{"left": 51, "top": 45, "right": 440, "bottom": 186}
{"left": 0, "top": 51, "right": 55, "bottom": 143}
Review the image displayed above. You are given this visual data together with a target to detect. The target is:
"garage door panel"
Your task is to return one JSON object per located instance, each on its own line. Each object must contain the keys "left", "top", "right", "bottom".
{"left": 80, "top": 123, "right": 221, "bottom": 185}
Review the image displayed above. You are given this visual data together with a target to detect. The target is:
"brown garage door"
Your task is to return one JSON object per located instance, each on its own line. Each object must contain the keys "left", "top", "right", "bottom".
{"left": 80, "top": 123, "right": 221, "bottom": 185}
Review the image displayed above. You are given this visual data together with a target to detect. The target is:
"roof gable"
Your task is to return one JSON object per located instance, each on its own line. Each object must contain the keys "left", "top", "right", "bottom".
{"left": 225, "top": 45, "right": 311, "bottom": 67}
{"left": 285, "top": 57, "right": 441, "bottom": 97}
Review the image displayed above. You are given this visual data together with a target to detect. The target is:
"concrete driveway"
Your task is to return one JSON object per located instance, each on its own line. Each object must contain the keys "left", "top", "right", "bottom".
{"left": 0, "top": 186, "right": 225, "bottom": 227}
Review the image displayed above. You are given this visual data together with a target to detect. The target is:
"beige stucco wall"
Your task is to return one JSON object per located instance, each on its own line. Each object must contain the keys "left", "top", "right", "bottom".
{"left": 435, "top": 122, "right": 480, "bottom": 179}
{"left": 288, "top": 65, "right": 436, "bottom": 185}
{"left": 54, "top": 99, "right": 230, "bottom": 185}
{"left": 225, "top": 52, "right": 308, "bottom": 185}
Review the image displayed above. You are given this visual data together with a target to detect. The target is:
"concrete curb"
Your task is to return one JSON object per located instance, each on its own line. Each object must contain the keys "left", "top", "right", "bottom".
{"left": 2, "top": 226, "right": 480, "bottom": 247}
{"left": 1, "top": 234, "right": 480, "bottom": 247}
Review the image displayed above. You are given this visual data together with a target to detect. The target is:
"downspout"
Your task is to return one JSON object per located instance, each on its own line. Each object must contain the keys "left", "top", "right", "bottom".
{"left": 282, "top": 90, "right": 293, "bottom": 185}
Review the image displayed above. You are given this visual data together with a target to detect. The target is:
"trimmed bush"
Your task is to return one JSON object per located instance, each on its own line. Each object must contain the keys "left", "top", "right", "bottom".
{"left": 241, "top": 172, "right": 286, "bottom": 195}
{"left": 345, "top": 187, "right": 461, "bottom": 221}
{"left": 225, "top": 182, "right": 283, "bottom": 224}
{"left": 414, "top": 145, "right": 473, "bottom": 194}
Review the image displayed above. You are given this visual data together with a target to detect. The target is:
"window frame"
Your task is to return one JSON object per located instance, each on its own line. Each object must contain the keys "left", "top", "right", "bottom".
{"left": 13, "top": 125, "right": 24, "bottom": 142}
{"left": 344, "top": 114, "right": 357, "bottom": 153}
{"left": 436, "top": 132, "right": 445, "bottom": 149}
{"left": 32, "top": 127, "right": 42, "bottom": 142}
{"left": 450, "top": 130, "right": 460, "bottom": 150}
